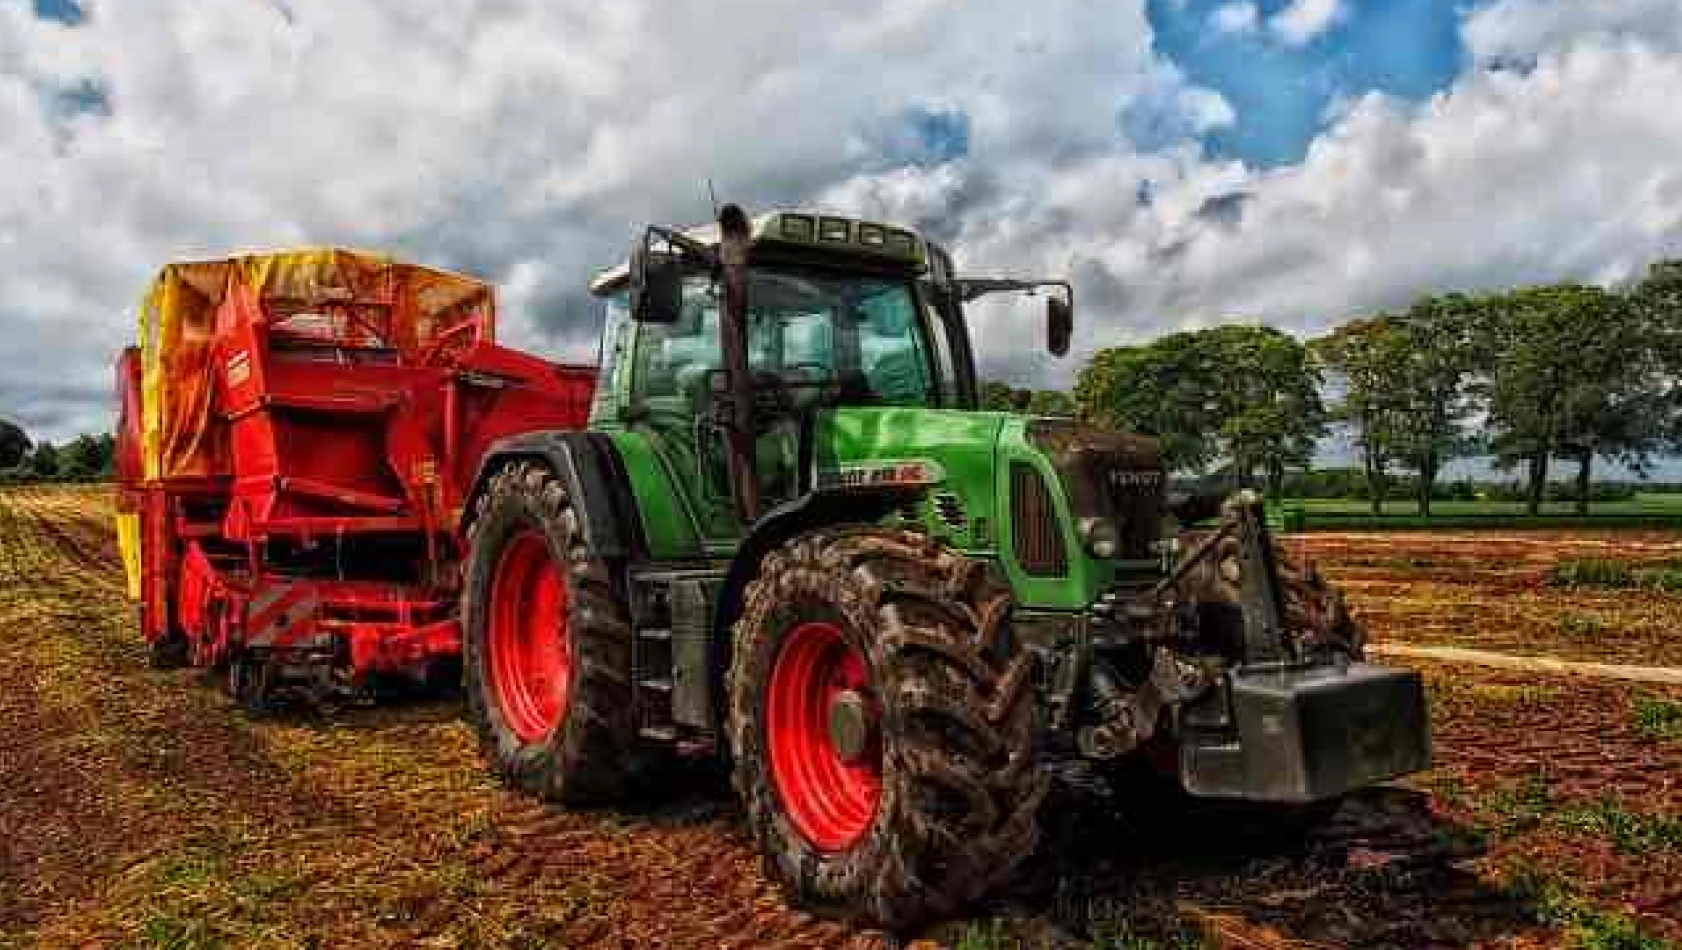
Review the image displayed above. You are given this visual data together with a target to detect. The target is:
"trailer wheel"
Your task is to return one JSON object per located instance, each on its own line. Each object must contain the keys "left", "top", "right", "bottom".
{"left": 728, "top": 527, "right": 1046, "bottom": 930}
{"left": 462, "top": 462, "right": 635, "bottom": 804}
{"left": 225, "top": 651, "right": 279, "bottom": 716}
{"left": 140, "top": 600, "right": 190, "bottom": 670}
{"left": 146, "top": 633, "right": 190, "bottom": 670}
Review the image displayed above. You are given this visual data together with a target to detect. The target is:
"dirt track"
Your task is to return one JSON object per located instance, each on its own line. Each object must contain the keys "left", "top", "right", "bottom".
{"left": 2, "top": 485, "right": 1678, "bottom": 949}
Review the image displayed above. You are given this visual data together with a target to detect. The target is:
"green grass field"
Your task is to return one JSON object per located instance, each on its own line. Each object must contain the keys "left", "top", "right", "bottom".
{"left": 1275, "top": 493, "right": 1682, "bottom": 530}
{"left": 1291, "top": 493, "right": 1682, "bottom": 517}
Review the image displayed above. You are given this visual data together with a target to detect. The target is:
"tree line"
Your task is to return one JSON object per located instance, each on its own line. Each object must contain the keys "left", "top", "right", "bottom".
{"left": 1033, "top": 257, "right": 1682, "bottom": 516}
{"left": 0, "top": 418, "right": 115, "bottom": 484}
{"left": 6, "top": 257, "right": 1681, "bottom": 507}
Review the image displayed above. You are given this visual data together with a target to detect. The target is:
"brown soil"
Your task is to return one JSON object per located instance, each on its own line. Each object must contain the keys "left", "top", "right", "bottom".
{"left": 1, "top": 490, "right": 1675, "bottom": 949}
{"left": 1286, "top": 531, "right": 1682, "bottom": 668}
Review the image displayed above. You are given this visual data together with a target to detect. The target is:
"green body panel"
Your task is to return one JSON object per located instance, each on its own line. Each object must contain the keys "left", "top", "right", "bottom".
{"left": 600, "top": 425, "right": 706, "bottom": 558}
{"left": 596, "top": 405, "right": 1104, "bottom": 611}
{"left": 992, "top": 417, "right": 1114, "bottom": 609}
{"left": 816, "top": 406, "right": 1001, "bottom": 549}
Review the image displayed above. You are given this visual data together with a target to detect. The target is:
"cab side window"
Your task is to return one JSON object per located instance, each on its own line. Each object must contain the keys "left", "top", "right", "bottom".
{"left": 857, "top": 287, "right": 933, "bottom": 406}
{"left": 634, "top": 276, "right": 722, "bottom": 404}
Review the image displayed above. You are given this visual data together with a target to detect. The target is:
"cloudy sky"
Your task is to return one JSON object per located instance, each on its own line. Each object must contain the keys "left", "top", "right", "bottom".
{"left": 3, "top": 0, "right": 1681, "bottom": 443}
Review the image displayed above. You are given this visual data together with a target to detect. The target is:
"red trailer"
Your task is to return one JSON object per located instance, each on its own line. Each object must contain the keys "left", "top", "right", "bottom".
{"left": 114, "top": 249, "right": 593, "bottom": 707}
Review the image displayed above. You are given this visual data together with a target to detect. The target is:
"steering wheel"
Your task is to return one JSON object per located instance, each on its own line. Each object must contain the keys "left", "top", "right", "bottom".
{"left": 777, "top": 361, "right": 836, "bottom": 388}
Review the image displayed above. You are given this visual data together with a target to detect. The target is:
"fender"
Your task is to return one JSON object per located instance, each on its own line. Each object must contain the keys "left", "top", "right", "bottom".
{"left": 464, "top": 430, "right": 647, "bottom": 561}
{"left": 710, "top": 483, "right": 924, "bottom": 648}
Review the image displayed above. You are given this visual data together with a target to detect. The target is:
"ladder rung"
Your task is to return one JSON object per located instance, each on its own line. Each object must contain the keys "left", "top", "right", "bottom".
{"left": 638, "top": 628, "right": 672, "bottom": 641}
{"left": 639, "top": 678, "right": 673, "bottom": 693}
{"left": 639, "top": 726, "right": 677, "bottom": 742}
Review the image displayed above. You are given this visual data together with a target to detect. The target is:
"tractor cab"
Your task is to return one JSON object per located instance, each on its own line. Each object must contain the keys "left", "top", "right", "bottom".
{"left": 586, "top": 207, "right": 1071, "bottom": 540}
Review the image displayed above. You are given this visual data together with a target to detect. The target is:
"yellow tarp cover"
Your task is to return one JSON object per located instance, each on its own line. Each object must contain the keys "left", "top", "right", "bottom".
{"left": 136, "top": 247, "right": 496, "bottom": 481}
{"left": 117, "top": 511, "right": 141, "bottom": 600}
{"left": 118, "top": 248, "right": 495, "bottom": 601}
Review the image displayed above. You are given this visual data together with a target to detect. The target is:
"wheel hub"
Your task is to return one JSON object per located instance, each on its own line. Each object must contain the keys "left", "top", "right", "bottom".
{"left": 827, "top": 690, "right": 876, "bottom": 764}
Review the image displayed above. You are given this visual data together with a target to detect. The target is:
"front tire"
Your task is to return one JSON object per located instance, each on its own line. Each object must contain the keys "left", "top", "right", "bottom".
{"left": 462, "top": 463, "right": 635, "bottom": 804}
{"left": 728, "top": 527, "right": 1045, "bottom": 930}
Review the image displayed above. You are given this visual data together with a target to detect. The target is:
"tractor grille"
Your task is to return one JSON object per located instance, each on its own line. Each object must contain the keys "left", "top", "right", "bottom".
{"left": 1011, "top": 462, "right": 1066, "bottom": 576}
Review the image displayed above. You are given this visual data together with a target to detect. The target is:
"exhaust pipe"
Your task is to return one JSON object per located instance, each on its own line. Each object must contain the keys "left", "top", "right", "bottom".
{"left": 716, "top": 204, "right": 759, "bottom": 523}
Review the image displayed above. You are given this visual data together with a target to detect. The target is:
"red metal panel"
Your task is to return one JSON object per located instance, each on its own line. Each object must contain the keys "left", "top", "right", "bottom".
{"left": 114, "top": 348, "right": 144, "bottom": 506}
{"left": 124, "top": 250, "right": 597, "bottom": 691}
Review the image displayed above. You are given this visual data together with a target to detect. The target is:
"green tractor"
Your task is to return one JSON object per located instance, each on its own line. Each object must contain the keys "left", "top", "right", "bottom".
{"left": 459, "top": 205, "right": 1430, "bottom": 928}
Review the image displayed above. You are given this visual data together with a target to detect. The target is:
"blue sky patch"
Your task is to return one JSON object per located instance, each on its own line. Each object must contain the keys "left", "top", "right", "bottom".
{"left": 31, "top": 0, "right": 83, "bottom": 25}
{"left": 1146, "top": 0, "right": 1465, "bottom": 166}
{"left": 880, "top": 106, "right": 970, "bottom": 167}
{"left": 51, "top": 77, "right": 110, "bottom": 118}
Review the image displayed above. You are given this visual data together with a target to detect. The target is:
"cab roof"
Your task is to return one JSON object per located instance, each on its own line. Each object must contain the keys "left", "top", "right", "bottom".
{"left": 588, "top": 210, "right": 929, "bottom": 296}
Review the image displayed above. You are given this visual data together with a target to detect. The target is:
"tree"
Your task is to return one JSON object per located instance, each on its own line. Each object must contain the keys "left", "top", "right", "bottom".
{"left": 1025, "top": 389, "right": 1075, "bottom": 417}
{"left": 1076, "top": 332, "right": 1226, "bottom": 471}
{"left": 1389, "top": 294, "right": 1482, "bottom": 517}
{"left": 25, "top": 440, "right": 60, "bottom": 481}
{"left": 60, "top": 433, "right": 115, "bottom": 481}
{"left": 980, "top": 380, "right": 1022, "bottom": 411}
{"left": 1206, "top": 325, "right": 1326, "bottom": 498}
{"left": 1311, "top": 316, "right": 1410, "bottom": 514}
{"left": 980, "top": 381, "right": 1075, "bottom": 416}
{"left": 1483, "top": 284, "right": 1664, "bottom": 515}
{"left": 1629, "top": 259, "right": 1682, "bottom": 451}
{"left": 1076, "top": 325, "right": 1325, "bottom": 492}
{"left": 0, "top": 417, "right": 29, "bottom": 470}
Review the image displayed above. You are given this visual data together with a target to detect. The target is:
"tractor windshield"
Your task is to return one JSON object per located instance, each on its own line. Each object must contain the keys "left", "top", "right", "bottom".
{"left": 632, "top": 264, "right": 959, "bottom": 408}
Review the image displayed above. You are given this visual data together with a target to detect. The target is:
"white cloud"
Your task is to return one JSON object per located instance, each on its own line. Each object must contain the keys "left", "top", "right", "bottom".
{"left": 826, "top": 3, "right": 1682, "bottom": 388}
{"left": 1270, "top": 0, "right": 1344, "bottom": 47}
{"left": 1209, "top": 1, "right": 1259, "bottom": 36}
{"left": 0, "top": 0, "right": 1197, "bottom": 437}
{"left": 1463, "top": 0, "right": 1682, "bottom": 63}
{"left": 1, "top": 0, "right": 1681, "bottom": 438}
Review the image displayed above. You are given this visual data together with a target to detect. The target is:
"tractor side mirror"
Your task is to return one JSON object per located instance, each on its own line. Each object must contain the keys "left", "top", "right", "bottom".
{"left": 629, "top": 243, "right": 685, "bottom": 324}
{"left": 1047, "top": 294, "right": 1073, "bottom": 357}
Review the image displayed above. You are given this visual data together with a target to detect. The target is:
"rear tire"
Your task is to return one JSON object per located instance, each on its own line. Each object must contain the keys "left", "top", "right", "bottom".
{"left": 462, "top": 462, "right": 635, "bottom": 804}
{"left": 728, "top": 527, "right": 1046, "bottom": 930}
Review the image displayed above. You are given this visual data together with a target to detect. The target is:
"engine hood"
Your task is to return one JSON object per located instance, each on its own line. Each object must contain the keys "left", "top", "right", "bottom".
{"left": 1024, "top": 419, "right": 1167, "bottom": 562}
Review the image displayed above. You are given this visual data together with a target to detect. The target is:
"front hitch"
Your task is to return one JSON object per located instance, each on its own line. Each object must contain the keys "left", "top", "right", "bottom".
{"left": 1175, "top": 494, "right": 1432, "bottom": 801}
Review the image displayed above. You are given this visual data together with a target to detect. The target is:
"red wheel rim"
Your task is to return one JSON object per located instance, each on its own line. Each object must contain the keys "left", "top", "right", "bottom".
{"left": 766, "top": 621, "right": 882, "bottom": 851}
{"left": 487, "top": 530, "right": 570, "bottom": 742}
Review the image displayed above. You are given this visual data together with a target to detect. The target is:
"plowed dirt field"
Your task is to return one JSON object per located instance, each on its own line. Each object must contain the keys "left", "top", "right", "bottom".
{"left": 2, "top": 485, "right": 1677, "bottom": 949}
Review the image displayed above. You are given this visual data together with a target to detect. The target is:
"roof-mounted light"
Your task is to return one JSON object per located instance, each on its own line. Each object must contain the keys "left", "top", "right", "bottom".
{"left": 780, "top": 215, "right": 815, "bottom": 241}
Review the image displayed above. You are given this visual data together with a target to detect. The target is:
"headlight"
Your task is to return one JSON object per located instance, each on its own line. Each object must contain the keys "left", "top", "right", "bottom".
{"left": 1079, "top": 517, "right": 1120, "bottom": 559}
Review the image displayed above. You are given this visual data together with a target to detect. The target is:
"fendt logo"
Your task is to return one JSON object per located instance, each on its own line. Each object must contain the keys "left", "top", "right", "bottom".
{"left": 1109, "top": 469, "right": 1162, "bottom": 489}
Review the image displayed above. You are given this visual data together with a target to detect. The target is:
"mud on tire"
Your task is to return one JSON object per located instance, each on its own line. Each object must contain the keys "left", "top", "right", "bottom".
{"left": 728, "top": 527, "right": 1046, "bottom": 930}
{"left": 1277, "top": 554, "right": 1365, "bottom": 659}
{"left": 462, "top": 462, "right": 635, "bottom": 804}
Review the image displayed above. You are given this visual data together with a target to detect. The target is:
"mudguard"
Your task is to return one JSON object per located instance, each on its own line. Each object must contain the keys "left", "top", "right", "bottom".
{"left": 465, "top": 430, "right": 647, "bottom": 561}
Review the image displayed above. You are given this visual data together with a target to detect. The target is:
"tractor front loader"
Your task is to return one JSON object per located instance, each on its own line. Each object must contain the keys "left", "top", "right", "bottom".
{"left": 456, "top": 206, "right": 1432, "bottom": 929}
